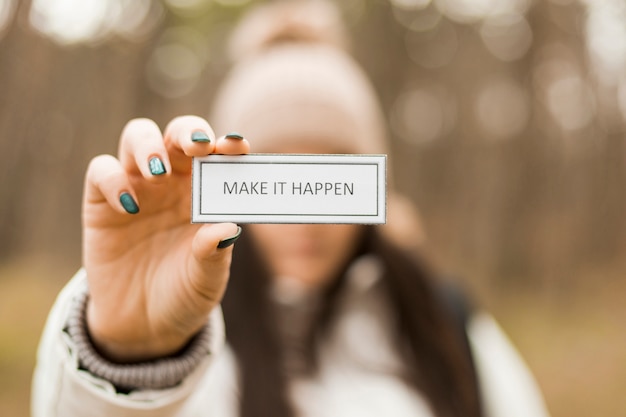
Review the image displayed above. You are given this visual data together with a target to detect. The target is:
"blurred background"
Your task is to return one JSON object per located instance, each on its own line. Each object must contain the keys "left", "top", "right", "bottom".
{"left": 1, "top": 0, "right": 625, "bottom": 415}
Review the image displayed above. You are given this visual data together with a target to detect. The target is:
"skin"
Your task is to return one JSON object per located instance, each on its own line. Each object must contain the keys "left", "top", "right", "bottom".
{"left": 84, "top": 116, "right": 250, "bottom": 362}
{"left": 247, "top": 223, "right": 362, "bottom": 290}
{"left": 83, "top": 118, "right": 361, "bottom": 363}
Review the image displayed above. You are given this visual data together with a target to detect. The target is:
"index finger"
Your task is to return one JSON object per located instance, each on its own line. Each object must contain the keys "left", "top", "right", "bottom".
{"left": 163, "top": 115, "right": 217, "bottom": 174}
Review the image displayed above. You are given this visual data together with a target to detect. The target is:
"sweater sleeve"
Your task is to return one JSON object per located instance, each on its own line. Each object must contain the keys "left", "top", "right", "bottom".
{"left": 466, "top": 312, "right": 551, "bottom": 417}
{"left": 31, "top": 269, "right": 226, "bottom": 417}
{"left": 66, "top": 283, "right": 213, "bottom": 391}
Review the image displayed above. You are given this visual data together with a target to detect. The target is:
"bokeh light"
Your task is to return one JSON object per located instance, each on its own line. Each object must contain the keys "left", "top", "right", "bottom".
{"left": 404, "top": 18, "right": 457, "bottom": 68}
{"left": 433, "top": 0, "right": 531, "bottom": 23}
{"left": 583, "top": 0, "right": 626, "bottom": 84}
{"left": 164, "top": 0, "right": 207, "bottom": 10}
{"left": 390, "top": 85, "right": 457, "bottom": 145}
{"left": 392, "top": 3, "right": 442, "bottom": 32}
{"left": 28, "top": 0, "right": 162, "bottom": 45}
{"left": 476, "top": 76, "right": 530, "bottom": 140}
{"left": 0, "top": 0, "right": 15, "bottom": 39}
{"left": 546, "top": 74, "right": 596, "bottom": 131}
{"left": 480, "top": 13, "right": 532, "bottom": 62}
{"left": 434, "top": 0, "right": 494, "bottom": 23}
{"left": 164, "top": 0, "right": 212, "bottom": 18}
{"left": 531, "top": 41, "right": 597, "bottom": 133}
{"left": 114, "top": 0, "right": 163, "bottom": 41}
{"left": 213, "top": 0, "right": 253, "bottom": 7}
{"left": 29, "top": 0, "right": 110, "bottom": 44}
{"left": 390, "top": 0, "right": 431, "bottom": 10}
{"left": 146, "top": 27, "right": 208, "bottom": 98}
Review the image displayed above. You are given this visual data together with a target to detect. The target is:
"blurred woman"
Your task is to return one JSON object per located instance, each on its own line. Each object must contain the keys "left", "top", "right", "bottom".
{"left": 32, "top": 1, "right": 550, "bottom": 417}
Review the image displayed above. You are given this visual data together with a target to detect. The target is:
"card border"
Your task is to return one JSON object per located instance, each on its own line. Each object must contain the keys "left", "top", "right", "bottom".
{"left": 191, "top": 154, "right": 387, "bottom": 224}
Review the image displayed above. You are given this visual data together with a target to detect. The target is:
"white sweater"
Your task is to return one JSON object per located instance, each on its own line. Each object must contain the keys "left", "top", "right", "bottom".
{"left": 31, "top": 258, "right": 551, "bottom": 417}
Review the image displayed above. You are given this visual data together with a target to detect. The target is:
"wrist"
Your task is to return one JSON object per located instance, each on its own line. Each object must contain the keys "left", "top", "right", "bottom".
{"left": 86, "top": 300, "right": 197, "bottom": 363}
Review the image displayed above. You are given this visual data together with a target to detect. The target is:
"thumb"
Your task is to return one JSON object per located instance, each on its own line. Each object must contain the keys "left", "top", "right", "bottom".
{"left": 187, "top": 223, "right": 242, "bottom": 305}
{"left": 192, "top": 223, "right": 242, "bottom": 259}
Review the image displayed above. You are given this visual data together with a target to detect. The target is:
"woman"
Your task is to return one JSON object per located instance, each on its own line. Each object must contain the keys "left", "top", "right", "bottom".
{"left": 32, "top": 1, "right": 550, "bottom": 417}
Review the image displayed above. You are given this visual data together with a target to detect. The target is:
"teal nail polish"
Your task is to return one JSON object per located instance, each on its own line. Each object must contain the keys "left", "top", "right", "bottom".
{"left": 191, "top": 131, "right": 211, "bottom": 143}
{"left": 225, "top": 132, "right": 244, "bottom": 140}
{"left": 217, "top": 226, "right": 242, "bottom": 249}
{"left": 149, "top": 157, "right": 166, "bottom": 176}
{"left": 120, "top": 193, "right": 139, "bottom": 214}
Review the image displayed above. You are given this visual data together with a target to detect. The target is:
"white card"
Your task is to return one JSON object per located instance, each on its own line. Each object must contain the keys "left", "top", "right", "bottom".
{"left": 191, "top": 154, "right": 386, "bottom": 224}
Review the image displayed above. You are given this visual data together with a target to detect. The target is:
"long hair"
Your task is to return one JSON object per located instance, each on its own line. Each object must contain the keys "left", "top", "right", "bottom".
{"left": 222, "top": 226, "right": 482, "bottom": 417}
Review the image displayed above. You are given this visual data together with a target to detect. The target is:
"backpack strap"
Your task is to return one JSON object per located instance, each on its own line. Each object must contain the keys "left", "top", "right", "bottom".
{"left": 437, "top": 280, "right": 482, "bottom": 407}
{"left": 437, "top": 280, "right": 475, "bottom": 328}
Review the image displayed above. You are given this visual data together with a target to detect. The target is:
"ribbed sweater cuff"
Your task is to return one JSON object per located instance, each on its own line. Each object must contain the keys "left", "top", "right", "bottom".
{"left": 66, "top": 286, "right": 212, "bottom": 391}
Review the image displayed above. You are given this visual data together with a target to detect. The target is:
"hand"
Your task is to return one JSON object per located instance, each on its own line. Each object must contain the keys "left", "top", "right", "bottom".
{"left": 82, "top": 116, "right": 249, "bottom": 362}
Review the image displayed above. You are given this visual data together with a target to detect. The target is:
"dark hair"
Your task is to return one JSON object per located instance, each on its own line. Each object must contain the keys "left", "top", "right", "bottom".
{"left": 222, "top": 226, "right": 482, "bottom": 417}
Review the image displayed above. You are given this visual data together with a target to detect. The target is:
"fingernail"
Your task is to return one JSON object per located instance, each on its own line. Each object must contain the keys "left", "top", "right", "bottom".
{"left": 119, "top": 193, "right": 139, "bottom": 214}
{"left": 217, "top": 226, "right": 242, "bottom": 249}
{"left": 225, "top": 132, "right": 244, "bottom": 140}
{"left": 191, "top": 131, "right": 211, "bottom": 143}
{"left": 149, "top": 157, "right": 166, "bottom": 176}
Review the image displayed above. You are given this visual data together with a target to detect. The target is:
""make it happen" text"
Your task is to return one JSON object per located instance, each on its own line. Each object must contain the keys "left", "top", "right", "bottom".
{"left": 224, "top": 181, "right": 355, "bottom": 196}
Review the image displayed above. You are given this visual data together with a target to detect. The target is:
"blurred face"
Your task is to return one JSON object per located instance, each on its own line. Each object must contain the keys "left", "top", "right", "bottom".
{"left": 247, "top": 223, "right": 363, "bottom": 289}
{"left": 246, "top": 142, "right": 363, "bottom": 289}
